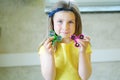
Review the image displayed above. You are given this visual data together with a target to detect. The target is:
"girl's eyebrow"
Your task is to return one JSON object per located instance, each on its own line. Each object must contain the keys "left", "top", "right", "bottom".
{"left": 55, "top": 18, "right": 75, "bottom": 21}
{"left": 70, "top": 19, "right": 75, "bottom": 21}
{"left": 71, "top": 19, "right": 75, "bottom": 21}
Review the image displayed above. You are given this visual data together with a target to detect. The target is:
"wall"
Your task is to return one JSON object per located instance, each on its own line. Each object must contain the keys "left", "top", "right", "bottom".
{"left": 82, "top": 13, "right": 120, "bottom": 49}
{"left": 0, "top": 0, "right": 47, "bottom": 53}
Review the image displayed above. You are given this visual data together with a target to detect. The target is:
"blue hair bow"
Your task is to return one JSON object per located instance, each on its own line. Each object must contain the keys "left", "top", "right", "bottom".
{"left": 48, "top": 8, "right": 73, "bottom": 17}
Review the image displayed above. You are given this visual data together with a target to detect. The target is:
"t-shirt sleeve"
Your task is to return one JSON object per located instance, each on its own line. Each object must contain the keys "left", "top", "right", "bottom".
{"left": 38, "top": 45, "right": 46, "bottom": 55}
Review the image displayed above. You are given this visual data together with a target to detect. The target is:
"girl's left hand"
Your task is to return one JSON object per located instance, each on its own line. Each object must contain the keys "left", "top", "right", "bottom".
{"left": 77, "top": 36, "right": 91, "bottom": 54}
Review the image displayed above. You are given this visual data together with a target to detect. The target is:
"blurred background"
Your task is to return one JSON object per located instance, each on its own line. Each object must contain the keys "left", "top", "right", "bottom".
{"left": 0, "top": 0, "right": 120, "bottom": 80}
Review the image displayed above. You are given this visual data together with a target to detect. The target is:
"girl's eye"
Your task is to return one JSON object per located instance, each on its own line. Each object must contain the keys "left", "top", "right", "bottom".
{"left": 69, "top": 21, "right": 74, "bottom": 24}
{"left": 58, "top": 20, "right": 63, "bottom": 23}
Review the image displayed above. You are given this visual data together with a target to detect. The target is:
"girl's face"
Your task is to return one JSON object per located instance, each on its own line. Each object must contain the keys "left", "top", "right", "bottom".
{"left": 53, "top": 11, "right": 75, "bottom": 42}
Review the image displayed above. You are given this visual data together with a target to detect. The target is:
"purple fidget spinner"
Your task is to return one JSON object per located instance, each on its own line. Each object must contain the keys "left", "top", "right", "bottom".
{"left": 71, "top": 34, "right": 84, "bottom": 47}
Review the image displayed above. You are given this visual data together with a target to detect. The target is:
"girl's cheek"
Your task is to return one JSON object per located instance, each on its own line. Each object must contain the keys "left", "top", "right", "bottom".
{"left": 57, "top": 24, "right": 61, "bottom": 28}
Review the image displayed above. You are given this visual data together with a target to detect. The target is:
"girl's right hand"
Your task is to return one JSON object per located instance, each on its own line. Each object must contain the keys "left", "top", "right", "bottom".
{"left": 43, "top": 37, "right": 54, "bottom": 54}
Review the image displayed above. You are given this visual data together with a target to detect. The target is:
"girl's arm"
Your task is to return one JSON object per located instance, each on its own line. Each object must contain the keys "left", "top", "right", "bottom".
{"left": 39, "top": 37, "right": 56, "bottom": 80}
{"left": 78, "top": 52, "right": 92, "bottom": 80}
{"left": 78, "top": 36, "right": 92, "bottom": 80}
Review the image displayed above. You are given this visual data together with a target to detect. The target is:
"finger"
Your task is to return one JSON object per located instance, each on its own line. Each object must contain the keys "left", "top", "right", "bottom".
{"left": 44, "top": 37, "right": 54, "bottom": 46}
{"left": 47, "top": 42, "right": 52, "bottom": 49}
{"left": 77, "top": 38, "right": 88, "bottom": 44}
{"left": 84, "top": 36, "right": 91, "bottom": 41}
{"left": 78, "top": 39, "right": 90, "bottom": 47}
{"left": 47, "top": 37, "right": 54, "bottom": 43}
{"left": 79, "top": 40, "right": 86, "bottom": 47}
{"left": 48, "top": 48, "right": 53, "bottom": 53}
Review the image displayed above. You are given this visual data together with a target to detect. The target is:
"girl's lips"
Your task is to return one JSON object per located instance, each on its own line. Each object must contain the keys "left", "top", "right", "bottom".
{"left": 61, "top": 31, "right": 69, "bottom": 34}
{"left": 63, "top": 32, "right": 69, "bottom": 34}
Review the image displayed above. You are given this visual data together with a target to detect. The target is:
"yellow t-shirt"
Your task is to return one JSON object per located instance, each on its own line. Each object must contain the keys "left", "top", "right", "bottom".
{"left": 39, "top": 40, "right": 92, "bottom": 80}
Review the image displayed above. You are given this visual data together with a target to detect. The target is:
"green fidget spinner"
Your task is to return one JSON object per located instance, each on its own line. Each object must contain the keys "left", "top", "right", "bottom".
{"left": 49, "top": 30, "right": 62, "bottom": 45}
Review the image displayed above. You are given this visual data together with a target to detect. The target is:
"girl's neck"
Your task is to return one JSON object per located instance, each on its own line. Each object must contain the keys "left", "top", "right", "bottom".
{"left": 61, "top": 38, "right": 72, "bottom": 44}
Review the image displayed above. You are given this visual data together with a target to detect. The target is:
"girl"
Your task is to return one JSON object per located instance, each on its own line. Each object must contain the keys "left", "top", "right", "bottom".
{"left": 38, "top": 1, "right": 92, "bottom": 80}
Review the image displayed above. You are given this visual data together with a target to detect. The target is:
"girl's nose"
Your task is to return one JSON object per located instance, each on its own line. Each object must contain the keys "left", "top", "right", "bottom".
{"left": 63, "top": 23, "right": 69, "bottom": 30}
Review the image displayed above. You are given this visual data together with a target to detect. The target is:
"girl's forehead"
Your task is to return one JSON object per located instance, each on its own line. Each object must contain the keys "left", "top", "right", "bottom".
{"left": 54, "top": 11, "right": 75, "bottom": 19}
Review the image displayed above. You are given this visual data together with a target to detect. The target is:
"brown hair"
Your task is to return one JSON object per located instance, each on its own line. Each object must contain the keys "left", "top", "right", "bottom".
{"left": 48, "top": 0, "right": 82, "bottom": 36}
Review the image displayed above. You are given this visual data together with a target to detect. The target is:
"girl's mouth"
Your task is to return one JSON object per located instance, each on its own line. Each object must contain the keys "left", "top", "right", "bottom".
{"left": 61, "top": 31, "right": 69, "bottom": 34}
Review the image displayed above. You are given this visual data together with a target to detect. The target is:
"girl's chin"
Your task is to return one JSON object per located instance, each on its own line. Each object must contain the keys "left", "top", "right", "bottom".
{"left": 61, "top": 36, "right": 70, "bottom": 39}
{"left": 60, "top": 34, "right": 71, "bottom": 37}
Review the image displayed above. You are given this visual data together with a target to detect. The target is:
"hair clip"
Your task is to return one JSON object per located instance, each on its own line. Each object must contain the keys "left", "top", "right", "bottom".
{"left": 71, "top": 34, "right": 84, "bottom": 47}
{"left": 49, "top": 30, "right": 62, "bottom": 45}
